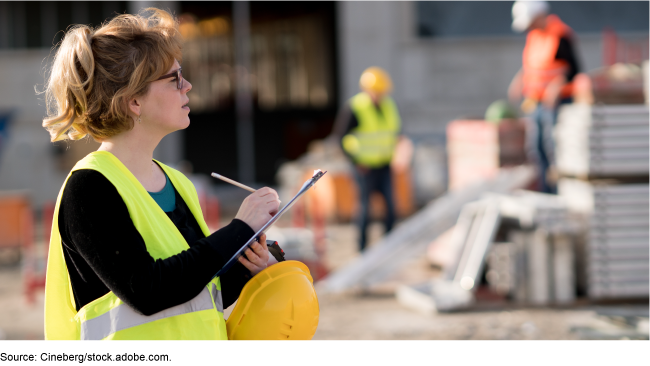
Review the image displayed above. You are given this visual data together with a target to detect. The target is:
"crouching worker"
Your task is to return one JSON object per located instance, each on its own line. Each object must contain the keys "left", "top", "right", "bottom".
{"left": 42, "top": 8, "right": 318, "bottom": 340}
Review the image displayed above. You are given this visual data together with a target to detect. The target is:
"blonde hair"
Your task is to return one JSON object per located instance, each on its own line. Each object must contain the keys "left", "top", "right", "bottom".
{"left": 42, "top": 8, "right": 182, "bottom": 142}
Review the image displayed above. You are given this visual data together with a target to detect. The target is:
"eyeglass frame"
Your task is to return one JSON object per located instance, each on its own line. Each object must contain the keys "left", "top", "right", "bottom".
{"left": 155, "top": 68, "right": 183, "bottom": 90}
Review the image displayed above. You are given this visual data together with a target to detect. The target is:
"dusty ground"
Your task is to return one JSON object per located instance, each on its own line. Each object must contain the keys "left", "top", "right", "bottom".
{"left": 0, "top": 266, "right": 45, "bottom": 340}
{"left": 0, "top": 222, "right": 646, "bottom": 340}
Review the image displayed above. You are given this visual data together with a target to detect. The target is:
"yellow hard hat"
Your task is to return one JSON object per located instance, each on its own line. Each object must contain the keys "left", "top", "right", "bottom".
{"left": 225, "top": 260, "right": 320, "bottom": 340}
{"left": 359, "top": 66, "right": 393, "bottom": 94}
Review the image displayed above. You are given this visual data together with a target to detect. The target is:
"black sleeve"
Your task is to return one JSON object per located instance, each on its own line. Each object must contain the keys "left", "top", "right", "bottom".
{"left": 555, "top": 36, "right": 580, "bottom": 82}
{"left": 219, "top": 255, "right": 253, "bottom": 308}
{"left": 331, "top": 104, "right": 359, "bottom": 161}
{"left": 59, "top": 169, "right": 255, "bottom": 315}
{"left": 331, "top": 103, "right": 358, "bottom": 139}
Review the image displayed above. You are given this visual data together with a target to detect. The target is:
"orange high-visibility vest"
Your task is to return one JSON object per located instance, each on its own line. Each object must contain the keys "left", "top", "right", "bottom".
{"left": 522, "top": 14, "right": 574, "bottom": 101}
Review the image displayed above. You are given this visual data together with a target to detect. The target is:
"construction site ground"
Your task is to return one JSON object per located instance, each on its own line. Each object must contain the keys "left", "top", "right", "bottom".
{"left": 0, "top": 221, "right": 647, "bottom": 341}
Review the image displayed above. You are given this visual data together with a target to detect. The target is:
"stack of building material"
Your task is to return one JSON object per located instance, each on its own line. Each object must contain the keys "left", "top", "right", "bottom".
{"left": 588, "top": 184, "right": 649, "bottom": 299}
{"left": 464, "top": 192, "right": 580, "bottom": 306}
{"left": 503, "top": 225, "right": 578, "bottom": 305}
{"left": 555, "top": 104, "right": 649, "bottom": 178}
{"left": 395, "top": 190, "right": 580, "bottom": 314}
{"left": 447, "top": 119, "right": 526, "bottom": 191}
{"left": 485, "top": 242, "right": 517, "bottom": 296}
{"left": 559, "top": 179, "right": 649, "bottom": 300}
{"left": 557, "top": 103, "right": 649, "bottom": 301}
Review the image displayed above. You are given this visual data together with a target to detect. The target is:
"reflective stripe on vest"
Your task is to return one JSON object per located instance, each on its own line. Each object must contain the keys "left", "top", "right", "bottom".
{"left": 344, "top": 92, "right": 401, "bottom": 168}
{"left": 44, "top": 151, "right": 227, "bottom": 340}
{"left": 80, "top": 287, "right": 221, "bottom": 340}
{"left": 522, "top": 14, "right": 574, "bottom": 101}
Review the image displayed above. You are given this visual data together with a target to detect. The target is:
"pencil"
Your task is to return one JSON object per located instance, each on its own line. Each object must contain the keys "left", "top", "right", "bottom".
{"left": 211, "top": 173, "right": 257, "bottom": 193}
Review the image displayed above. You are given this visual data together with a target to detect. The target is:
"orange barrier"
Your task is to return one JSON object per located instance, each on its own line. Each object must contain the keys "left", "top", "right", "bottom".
{"left": 24, "top": 202, "right": 54, "bottom": 304}
{"left": 204, "top": 196, "right": 221, "bottom": 232}
{"left": 0, "top": 193, "right": 30, "bottom": 254}
{"left": 300, "top": 166, "right": 414, "bottom": 224}
{"left": 197, "top": 187, "right": 221, "bottom": 232}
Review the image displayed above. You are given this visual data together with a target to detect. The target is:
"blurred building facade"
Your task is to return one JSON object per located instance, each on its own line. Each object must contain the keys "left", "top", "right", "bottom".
{"left": 0, "top": 1, "right": 647, "bottom": 208}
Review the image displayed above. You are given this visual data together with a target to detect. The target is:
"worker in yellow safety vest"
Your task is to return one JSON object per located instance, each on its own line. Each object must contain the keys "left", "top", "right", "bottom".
{"left": 41, "top": 8, "right": 318, "bottom": 340}
{"left": 332, "top": 67, "right": 402, "bottom": 251}
{"left": 508, "top": 1, "right": 581, "bottom": 193}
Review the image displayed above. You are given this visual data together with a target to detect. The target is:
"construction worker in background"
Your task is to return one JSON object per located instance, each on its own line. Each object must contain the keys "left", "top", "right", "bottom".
{"left": 508, "top": 1, "right": 581, "bottom": 193}
{"left": 332, "top": 67, "right": 402, "bottom": 252}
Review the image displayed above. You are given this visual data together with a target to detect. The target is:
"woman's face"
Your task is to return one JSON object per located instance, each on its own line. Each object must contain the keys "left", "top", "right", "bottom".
{"left": 139, "top": 60, "right": 192, "bottom": 134}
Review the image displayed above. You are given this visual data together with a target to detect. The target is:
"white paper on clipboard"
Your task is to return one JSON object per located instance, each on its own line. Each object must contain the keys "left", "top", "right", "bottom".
{"left": 213, "top": 170, "right": 327, "bottom": 278}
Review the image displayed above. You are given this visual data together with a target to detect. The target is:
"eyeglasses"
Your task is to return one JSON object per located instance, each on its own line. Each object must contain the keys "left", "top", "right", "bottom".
{"left": 155, "top": 68, "right": 183, "bottom": 90}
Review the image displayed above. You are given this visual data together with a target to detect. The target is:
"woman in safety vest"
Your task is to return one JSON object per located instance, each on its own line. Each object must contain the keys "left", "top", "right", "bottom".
{"left": 41, "top": 8, "right": 279, "bottom": 340}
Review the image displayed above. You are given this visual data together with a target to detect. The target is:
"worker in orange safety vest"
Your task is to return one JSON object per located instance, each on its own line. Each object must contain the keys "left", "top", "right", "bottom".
{"left": 508, "top": 1, "right": 581, "bottom": 193}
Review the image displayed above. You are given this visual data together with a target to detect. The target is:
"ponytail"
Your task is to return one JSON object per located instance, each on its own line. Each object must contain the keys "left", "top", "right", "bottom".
{"left": 43, "top": 25, "right": 95, "bottom": 141}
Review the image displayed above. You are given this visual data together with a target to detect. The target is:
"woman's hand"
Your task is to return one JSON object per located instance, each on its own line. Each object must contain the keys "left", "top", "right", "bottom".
{"left": 235, "top": 187, "right": 280, "bottom": 232}
{"left": 238, "top": 233, "right": 269, "bottom": 276}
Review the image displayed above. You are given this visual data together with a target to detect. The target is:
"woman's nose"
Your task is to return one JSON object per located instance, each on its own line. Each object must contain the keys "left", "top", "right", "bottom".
{"left": 183, "top": 79, "right": 192, "bottom": 93}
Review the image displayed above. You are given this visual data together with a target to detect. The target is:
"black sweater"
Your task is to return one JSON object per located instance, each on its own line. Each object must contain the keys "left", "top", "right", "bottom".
{"left": 58, "top": 169, "right": 254, "bottom": 315}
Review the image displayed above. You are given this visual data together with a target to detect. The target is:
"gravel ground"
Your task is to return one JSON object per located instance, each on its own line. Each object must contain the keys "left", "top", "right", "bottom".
{"left": 313, "top": 292, "right": 645, "bottom": 340}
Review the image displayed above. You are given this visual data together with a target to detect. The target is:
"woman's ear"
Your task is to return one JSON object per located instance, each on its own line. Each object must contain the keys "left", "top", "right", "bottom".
{"left": 127, "top": 96, "right": 142, "bottom": 118}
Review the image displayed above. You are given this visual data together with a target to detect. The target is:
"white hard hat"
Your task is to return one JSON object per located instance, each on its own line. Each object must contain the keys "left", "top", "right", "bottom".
{"left": 512, "top": 1, "right": 550, "bottom": 33}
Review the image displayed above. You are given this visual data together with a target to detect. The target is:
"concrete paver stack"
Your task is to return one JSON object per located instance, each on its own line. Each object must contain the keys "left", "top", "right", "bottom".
{"left": 556, "top": 103, "right": 649, "bottom": 301}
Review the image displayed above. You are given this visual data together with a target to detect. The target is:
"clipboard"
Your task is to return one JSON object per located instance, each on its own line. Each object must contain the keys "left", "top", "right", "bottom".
{"left": 212, "top": 170, "right": 327, "bottom": 278}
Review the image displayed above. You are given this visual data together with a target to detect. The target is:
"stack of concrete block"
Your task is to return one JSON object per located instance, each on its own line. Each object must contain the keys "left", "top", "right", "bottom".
{"left": 556, "top": 103, "right": 649, "bottom": 301}
{"left": 588, "top": 184, "right": 649, "bottom": 299}
{"left": 447, "top": 119, "right": 526, "bottom": 191}
{"left": 559, "top": 179, "right": 649, "bottom": 300}
{"left": 499, "top": 228, "right": 577, "bottom": 305}
{"left": 555, "top": 104, "right": 649, "bottom": 178}
{"left": 485, "top": 242, "right": 517, "bottom": 296}
{"left": 485, "top": 192, "right": 579, "bottom": 305}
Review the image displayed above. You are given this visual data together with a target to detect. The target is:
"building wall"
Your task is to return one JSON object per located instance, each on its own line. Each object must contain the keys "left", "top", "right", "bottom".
{"left": 0, "top": 49, "right": 66, "bottom": 208}
{"left": 336, "top": 1, "right": 624, "bottom": 138}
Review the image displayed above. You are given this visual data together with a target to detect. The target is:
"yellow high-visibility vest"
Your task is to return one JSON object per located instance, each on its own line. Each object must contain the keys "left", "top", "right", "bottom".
{"left": 44, "top": 151, "right": 227, "bottom": 340}
{"left": 342, "top": 92, "right": 401, "bottom": 168}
